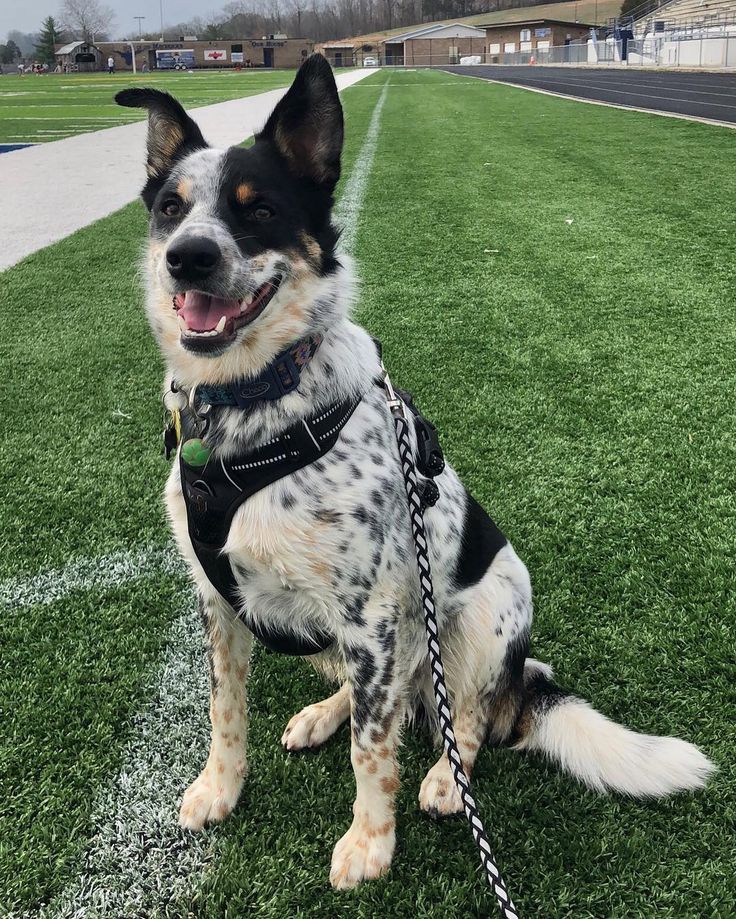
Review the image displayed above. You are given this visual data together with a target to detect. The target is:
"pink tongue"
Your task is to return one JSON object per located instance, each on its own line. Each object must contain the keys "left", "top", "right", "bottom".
{"left": 179, "top": 291, "right": 241, "bottom": 332}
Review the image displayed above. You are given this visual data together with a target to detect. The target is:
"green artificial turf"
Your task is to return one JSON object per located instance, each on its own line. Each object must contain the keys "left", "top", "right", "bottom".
{"left": 1, "top": 69, "right": 734, "bottom": 918}
{"left": 0, "top": 69, "right": 293, "bottom": 143}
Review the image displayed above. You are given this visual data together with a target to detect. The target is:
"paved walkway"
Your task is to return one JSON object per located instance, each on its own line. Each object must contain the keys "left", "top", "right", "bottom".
{"left": 445, "top": 66, "right": 736, "bottom": 128}
{"left": 0, "top": 69, "right": 373, "bottom": 271}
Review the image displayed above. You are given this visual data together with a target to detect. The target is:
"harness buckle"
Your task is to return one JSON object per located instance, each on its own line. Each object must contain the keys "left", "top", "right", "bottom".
{"left": 413, "top": 414, "right": 445, "bottom": 478}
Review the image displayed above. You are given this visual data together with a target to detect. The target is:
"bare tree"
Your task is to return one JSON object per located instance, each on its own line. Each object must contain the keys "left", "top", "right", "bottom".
{"left": 286, "top": 0, "right": 307, "bottom": 36}
{"left": 59, "top": 0, "right": 115, "bottom": 42}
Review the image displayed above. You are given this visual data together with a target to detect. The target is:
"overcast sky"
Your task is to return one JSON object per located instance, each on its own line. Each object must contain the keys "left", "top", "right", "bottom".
{"left": 7, "top": 0, "right": 221, "bottom": 37}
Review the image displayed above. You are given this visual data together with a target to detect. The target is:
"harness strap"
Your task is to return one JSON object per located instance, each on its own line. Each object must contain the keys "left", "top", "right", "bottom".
{"left": 180, "top": 393, "right": 362, "bottom": 655}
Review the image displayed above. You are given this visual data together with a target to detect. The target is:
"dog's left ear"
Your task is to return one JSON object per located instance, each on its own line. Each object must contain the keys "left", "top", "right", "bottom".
{"left": 115, "top": 87, "right": 207, "bottom": 180}
{"left": 257, "top": 54, "right": 344, "bottom": 190}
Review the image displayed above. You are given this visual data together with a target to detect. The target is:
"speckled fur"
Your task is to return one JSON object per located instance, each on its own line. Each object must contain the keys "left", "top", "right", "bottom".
{"left": 124, "top": 56, "right": 713, "bottom": 892}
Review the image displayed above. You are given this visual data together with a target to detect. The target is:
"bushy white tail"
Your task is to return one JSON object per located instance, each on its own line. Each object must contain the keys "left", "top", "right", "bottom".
{"left": 513, "top": 660, "right": 715, "bottom": 797}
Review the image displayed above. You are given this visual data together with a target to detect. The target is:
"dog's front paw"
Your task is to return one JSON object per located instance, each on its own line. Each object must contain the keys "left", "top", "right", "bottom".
{"left": 281, "top": 702, "right": 343, "bottom": 752}
{"left": 418, "top": 760, "right": 463, "bottom": 819}
{"left": 329, "top": 817, "right": 395, "bottom": 889}
{"left": 178, "top": 764, "right": 246, "bottom": 831}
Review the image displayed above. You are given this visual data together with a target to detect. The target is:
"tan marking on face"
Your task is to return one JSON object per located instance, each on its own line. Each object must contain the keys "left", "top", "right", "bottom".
{"left": 176, "top": 178, "right": 192, "bottom": 200}
{"left": 299, "top": 231, "right": 322, "bottom": 268}
{"left": 235, "top": 182, "right": 255, "bottom": 205}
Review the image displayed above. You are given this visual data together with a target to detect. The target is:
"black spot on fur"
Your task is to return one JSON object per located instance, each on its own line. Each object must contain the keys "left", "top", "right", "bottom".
{"left": 454, "top": 491, "right": 508, "bottom": 589}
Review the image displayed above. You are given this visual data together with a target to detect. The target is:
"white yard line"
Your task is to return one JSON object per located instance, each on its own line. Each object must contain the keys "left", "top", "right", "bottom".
{"left": 9, "top": 79, "right": 389, "bottom": 919}
{"left": 28, "top": 599, "right": 213, "bottom": 919}
{"left": 0, "top": 69, "right": 373, "bottom": 273}
{"left": 333, "top": 79, "right": 389, "bottom": 255}
{"left": 0, "top": 545, "right": 183, "bottom": 609}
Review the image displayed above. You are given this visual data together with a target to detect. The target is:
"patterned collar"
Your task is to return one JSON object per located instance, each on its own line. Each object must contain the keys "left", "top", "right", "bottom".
{"left": 182, "top": 333, "right": 323, "bottom": 409}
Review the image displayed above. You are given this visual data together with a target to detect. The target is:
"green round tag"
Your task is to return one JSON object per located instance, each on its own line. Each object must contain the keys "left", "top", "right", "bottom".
{"left": 181, "top": 438, "right": 211, "bottom": 468}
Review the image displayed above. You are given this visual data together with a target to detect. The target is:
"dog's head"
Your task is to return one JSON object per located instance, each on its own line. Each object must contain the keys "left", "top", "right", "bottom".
{"left": 116, "top": 54, "right": 345, "bottom": 383}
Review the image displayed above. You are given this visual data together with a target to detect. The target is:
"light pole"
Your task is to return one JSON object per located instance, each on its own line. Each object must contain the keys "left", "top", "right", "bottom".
{"left": 159, "top": 0, "right": 164, "bottom": 41}
{"left": 134, "top": 16, "right": 145, "bottom": 39}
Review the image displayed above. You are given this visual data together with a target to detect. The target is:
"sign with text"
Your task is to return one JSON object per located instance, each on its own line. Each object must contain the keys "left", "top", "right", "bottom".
{"left": 204, "top": 49, "right": 228, "bottom": 61}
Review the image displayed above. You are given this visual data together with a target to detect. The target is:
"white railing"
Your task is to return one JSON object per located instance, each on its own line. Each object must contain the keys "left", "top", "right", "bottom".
{"left": 628, "top": 32, "right": 736, "bottom": 65}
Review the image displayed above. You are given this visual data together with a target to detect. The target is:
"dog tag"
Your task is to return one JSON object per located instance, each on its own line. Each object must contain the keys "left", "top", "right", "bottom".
{"left": 181, "top": 438, "right": 211, "bottom": 468}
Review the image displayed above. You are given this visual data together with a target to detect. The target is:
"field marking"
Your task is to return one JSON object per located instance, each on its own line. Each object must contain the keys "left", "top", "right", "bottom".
{"left": 448, "top": 69, "right": 736, "bottom": 130}
{"left": 8, "top": 80, "right": 388, "bottom": 918}
{"left": 334, "top": 79, "right": 390, "bottom": 254}
{"left": 485, "top": 73, "right": 736, "bottom": 108}
{"left": 28, "top": 598, "right": 214, "bottom": 919}
{"left": 0, "top": 545, "right": 183, "bottom": 610}
{"left": 0, "top": 69, "right": 374, "bottom": 272}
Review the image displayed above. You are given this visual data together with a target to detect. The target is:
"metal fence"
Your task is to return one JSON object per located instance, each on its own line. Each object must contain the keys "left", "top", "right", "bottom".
{"left": 364, "top": 34, "right": 736, "bottom": 68}
{"left": 376, "top": 40, "right": 624, "bottom": 68}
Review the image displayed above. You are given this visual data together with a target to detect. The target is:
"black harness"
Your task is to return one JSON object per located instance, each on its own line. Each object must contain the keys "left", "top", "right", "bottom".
{"left": 170, "top": 338, "right": 483, "bottom": 657}
{"left": 180, "top": 394, "right": 361, "bottom": 655}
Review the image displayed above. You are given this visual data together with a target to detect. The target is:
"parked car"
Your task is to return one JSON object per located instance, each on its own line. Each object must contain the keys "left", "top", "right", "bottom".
{"left": 363, "top": 56, "right": 378, "bottom": 66}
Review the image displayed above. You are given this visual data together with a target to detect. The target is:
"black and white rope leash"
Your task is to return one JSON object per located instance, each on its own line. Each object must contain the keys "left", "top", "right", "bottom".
{"left": 383, "top": 368, "right": 520, "bottom": 919}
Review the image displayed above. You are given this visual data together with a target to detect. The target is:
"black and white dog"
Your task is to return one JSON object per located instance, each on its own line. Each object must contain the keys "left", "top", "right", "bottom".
{"left": 117, "top": 56, "right": 713, "bottom": 889}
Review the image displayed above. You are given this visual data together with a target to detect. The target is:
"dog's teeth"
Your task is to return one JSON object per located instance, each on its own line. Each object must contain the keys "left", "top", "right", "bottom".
{"left": 215, "top": 316, "right": 227, "bottom": 334}
{"left": 243, "top": 294, "right": 254, "bottom": 307}
{"left": 177, "top": 316, "right": 187, "bottom": 332}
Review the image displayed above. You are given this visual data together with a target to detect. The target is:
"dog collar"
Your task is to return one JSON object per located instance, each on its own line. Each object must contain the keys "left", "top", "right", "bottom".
{"left": 175, "top": 333, "right": 324, "bottom": 411}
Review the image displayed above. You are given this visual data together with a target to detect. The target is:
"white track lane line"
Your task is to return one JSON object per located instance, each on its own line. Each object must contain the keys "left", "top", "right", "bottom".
{"left": 10, "top": 78, "right": 389, "bottom": 919}
{"left": 450, "top": 70, "right": 736, "bottom": 130}
{"left": 488, "top": 74, "right": 736, "bottom": 109}
{"left": 0, "top": 69, "right": 374, "bottom": 273}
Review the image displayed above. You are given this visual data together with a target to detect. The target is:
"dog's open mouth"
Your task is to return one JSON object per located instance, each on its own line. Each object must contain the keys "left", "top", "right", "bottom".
{"left": 173, "top": 275, "right": 282, "bottom": 351}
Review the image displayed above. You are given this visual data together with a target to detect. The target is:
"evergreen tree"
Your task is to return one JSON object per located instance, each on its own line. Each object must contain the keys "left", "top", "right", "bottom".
{"left": 35, "top": 17, "right": 60, "bottom": 65}
{"left": 2, "top": 40, "right": 21, "bottom": 63}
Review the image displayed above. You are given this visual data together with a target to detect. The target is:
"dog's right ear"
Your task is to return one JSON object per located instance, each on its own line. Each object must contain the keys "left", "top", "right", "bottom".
{"left": 115, "top": 88, "right": 207, "bottom": 183}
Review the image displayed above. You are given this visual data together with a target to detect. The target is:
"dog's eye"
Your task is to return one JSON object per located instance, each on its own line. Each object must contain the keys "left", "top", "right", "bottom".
{"left": 250, "top": 205, "right": 274, "bottom": 221}
{"left": 161, "top": 198, "right": 181, "bottom": 218}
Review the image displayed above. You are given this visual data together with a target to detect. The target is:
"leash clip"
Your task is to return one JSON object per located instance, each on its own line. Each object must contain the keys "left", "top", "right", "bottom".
{"left": 381, "top": 361, "right": 407, "bottom": 420}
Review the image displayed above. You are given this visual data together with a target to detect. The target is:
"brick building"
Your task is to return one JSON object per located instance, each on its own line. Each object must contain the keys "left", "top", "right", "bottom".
{"left": 58, "top": 38, "right": 313, "bottom": 72}
{"left": 382, "top": 23, "right": 487, "bottom": 65}
{"left": 476, "top": 19, "right": 593, "bottom": 58}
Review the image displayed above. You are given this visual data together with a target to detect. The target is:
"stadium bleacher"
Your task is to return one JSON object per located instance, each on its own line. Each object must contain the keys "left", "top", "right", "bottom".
{"left": 632, "top": 0, "right": 736, "bottom": 34}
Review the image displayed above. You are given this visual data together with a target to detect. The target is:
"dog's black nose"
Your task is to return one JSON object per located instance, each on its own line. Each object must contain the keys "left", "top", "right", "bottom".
{"left": 166, "top": 237, "right": 221, "bottom": 281}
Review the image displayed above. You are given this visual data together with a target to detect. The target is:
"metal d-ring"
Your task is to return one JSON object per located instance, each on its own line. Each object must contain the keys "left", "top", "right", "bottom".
{"left": 188, "top": 384, "right": 212, "bottom": 430}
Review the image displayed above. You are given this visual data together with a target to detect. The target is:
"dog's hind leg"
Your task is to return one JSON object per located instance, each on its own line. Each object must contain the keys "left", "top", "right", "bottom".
{"left": 281, "top": 682, "right": 350, "bottom": 751}
{"left": 179, "top": 593, "right": 253, "bottom": 831}
{"left": 418, "top": 703, "right": 488, "bottom": 818}
{"left": 419, "top": 542, "right": 533, "bottom": 818}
